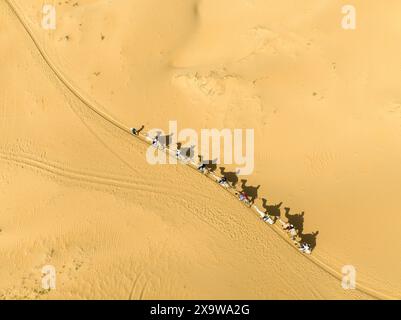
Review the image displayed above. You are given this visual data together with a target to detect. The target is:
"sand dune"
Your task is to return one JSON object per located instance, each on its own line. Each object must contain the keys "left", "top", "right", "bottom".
{"left": 0, "top": 0, "right": 400, "bottom": 299}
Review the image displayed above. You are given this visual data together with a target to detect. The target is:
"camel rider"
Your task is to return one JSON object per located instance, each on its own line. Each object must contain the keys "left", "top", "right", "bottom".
{"left": 299, "top": 242, "right": 311, "bottom": 254}
{"left": 198, "top": 163, "right": 207, "bottom": 173}
{"left": 238, "top": 192, "right": 250, "bottom": 202}
{"left": 263, "top": 215, "right": 275, "bottom": 225}
{"left": 218, "top": 177, "right": 228, "bottom": 186}
{"left": 283, "top": 223, "right": 297, "bottom": 240}
{"left": 283, "top": 223, "right": 295, "bottom": 232}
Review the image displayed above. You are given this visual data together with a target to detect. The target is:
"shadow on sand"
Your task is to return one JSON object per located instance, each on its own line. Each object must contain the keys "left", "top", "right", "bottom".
{"left": 218, "top": 169, "right": 319, "bottom": 251}
{"left": 219, "top": 167, "right": 240, "bottom": 187}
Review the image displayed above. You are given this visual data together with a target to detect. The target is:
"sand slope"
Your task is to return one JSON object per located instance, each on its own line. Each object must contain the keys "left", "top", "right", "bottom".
{"left": 0, "top": 0, "right": 400, "bottom": 299}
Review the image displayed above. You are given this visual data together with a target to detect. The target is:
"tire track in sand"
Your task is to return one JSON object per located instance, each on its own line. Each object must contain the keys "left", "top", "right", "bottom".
{"left": 0, "top": 150, "right": 214, "bottom": 204}
{"left": 0, "top": 150, "right": 161, "bottom": 194}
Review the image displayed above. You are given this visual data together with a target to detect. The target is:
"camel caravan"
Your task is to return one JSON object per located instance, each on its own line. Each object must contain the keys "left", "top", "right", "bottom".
{"left": 131, "top": 125, "right": 316, "bottom": 255}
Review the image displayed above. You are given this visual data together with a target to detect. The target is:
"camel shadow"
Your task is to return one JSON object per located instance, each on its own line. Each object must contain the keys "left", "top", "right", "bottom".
{"left": 284, "top": 207, "right": 305, "bottom": 235}
{"left": 219, "top": 167, "right": 239, "bottom": 187}
{"left": 240, "top": 179, "right": 260, "bottom": 204}
{"left": 299, "top": 231, "right": 319, "bottom": 251}
{"left": 262, "top": 199, "right": 282, "bottom": 219}
{"left": 198, "top": 155, "right": 218, "bottom": 172}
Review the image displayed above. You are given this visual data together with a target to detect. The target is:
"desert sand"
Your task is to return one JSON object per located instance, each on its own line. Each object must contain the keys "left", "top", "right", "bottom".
{"left": 0, "top": 0, "right": 400, "bottom": 299}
